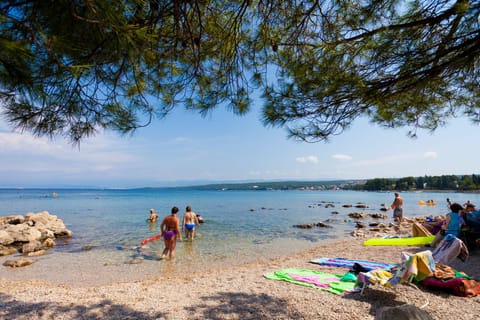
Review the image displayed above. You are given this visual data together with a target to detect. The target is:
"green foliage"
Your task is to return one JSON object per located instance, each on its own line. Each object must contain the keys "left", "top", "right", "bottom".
{"left": 0, "top": 1, "right": 479, "bottom": 143}
{"left": 351, "top": 174, "right": 480, "bottom": 191}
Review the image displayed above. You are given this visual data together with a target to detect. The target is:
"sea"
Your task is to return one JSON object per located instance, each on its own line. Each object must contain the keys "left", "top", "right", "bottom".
{"left": 1, "top": 188, "right": 478, "bottom": 286}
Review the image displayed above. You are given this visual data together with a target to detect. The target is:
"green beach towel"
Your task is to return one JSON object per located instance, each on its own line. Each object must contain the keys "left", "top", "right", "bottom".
{"left": 264, "top": 268, "right": 356, "bottom": 295}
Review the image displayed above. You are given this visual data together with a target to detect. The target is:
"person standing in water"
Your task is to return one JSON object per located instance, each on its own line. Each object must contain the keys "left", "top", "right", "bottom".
{"left": 160, "top": 206, "right": 182, "bottom": 259}
{"left": 182, "top": 205, "right": 200, "bottom": 241}
{"left": 147, "top": 208, "right": 158, "bottom": 222}
{"left": 391, "top": 192, "right": 404, "bottom": 223}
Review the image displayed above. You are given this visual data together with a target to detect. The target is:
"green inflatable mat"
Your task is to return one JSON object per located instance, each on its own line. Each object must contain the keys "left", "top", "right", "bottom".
{"left": 363, "top": 235, "right": 435, "bottom": 246}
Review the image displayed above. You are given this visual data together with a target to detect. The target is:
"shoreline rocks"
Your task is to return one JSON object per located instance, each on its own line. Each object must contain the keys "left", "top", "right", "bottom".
{"left": 1, "top": 211, "right": 73, "bottom": 267}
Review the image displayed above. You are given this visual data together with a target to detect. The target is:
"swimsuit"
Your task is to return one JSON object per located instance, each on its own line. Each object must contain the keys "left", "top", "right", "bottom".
{"left": 163, "top": 230, "right": 176, "bottom": 240}
{"left": 393, "top": 207, "right": 403, "bottom": 219}
{"left": 185, "top": 223, "right": 195, "bottom": 231}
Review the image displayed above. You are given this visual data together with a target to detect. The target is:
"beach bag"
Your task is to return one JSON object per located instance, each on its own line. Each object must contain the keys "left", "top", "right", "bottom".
{"left": 453, "top": 279, "right": 480, "bottom": 297}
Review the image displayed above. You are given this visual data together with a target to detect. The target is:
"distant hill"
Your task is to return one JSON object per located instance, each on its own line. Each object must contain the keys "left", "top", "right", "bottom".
{"left": 171, "top": 174, "right": 480, "bottom": 191}
{"left": 175, "top": 180, "right": 366, "bottom": 191}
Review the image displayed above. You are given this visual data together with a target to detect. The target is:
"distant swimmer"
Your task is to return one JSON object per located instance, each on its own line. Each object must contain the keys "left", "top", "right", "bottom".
{"left": 160, "top": 206, "right": 182, "bottom": 259}
{"left": 147, "top": 208, "right": 158, "bottom": 222}
{"left": 182, "top": 205, "right": 200, "bottom": 241}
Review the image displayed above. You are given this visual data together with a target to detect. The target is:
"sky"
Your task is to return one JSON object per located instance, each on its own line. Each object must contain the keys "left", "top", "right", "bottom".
{"left": 0, "top": 104, "right": 479, "bottom": 188}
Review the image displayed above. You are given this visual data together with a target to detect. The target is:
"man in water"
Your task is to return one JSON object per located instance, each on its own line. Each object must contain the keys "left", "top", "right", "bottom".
{"left": 160, "top": 206, "right": 182, "bottom": 259}
{"left": 182, "top": 205, "right": 200, "bottom": 241}
{"left": 391, "top": 192, "right": 403, "bottom": 223}
{"left": 147, "top": 208, "right": 158, "bottom": 222}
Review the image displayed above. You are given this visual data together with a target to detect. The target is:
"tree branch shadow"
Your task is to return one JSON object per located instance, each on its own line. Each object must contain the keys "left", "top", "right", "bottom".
{"left": 184, "top": 291, "right": 305, "bottom": 320}
{"left": 0, "top": 294, "right": 167, "bottom": 320}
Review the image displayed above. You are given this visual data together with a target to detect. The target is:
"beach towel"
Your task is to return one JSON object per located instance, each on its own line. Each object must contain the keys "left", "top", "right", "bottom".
{"left": 309, "top": 257, "right": 396, "bottom": 271}
{"left": 354, "top": 251, "right": 434, "bottom": 308}
{"left": 357, "top": 250, "right": 435, "bottom": 290}
{"left": 432, "top": 234, "right": 469, "bottom": 265}
{"left": 389, "top": 250, "right": 436, "bottom": 286}
{"left": 264, "top": 268, "right": 356, "bottom": 295}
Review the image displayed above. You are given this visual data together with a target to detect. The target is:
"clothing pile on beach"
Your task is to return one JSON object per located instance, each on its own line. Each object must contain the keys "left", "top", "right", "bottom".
{"left": 353, "top": 249, "right": 480, "bottom": 298}
{"left": 265, "top": 235, "right": 480, "bottom": 298}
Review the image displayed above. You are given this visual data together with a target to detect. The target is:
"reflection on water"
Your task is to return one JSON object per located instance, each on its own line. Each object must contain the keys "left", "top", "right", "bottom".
{"left": 148, "top": 221, "right": 157, "bottom": 232}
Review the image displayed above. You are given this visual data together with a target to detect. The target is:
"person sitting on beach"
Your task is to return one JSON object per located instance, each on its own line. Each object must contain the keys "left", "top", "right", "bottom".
{"left": 147, "top": 208, "right": 158, "bottom": 222}
{"left": 390, "top": 192, "right": 403, "bottom": 223}
{"left": 464, "top": 202, "right": 475, "bottom": 212}
{"left": 430, "top": 202, "right": 462, "bottom": 248}
{"left": 182, "top": 205, "right": 200, "bottom": 241}
{"left": 160, "top": 206, "right": 182, "bottom": 259}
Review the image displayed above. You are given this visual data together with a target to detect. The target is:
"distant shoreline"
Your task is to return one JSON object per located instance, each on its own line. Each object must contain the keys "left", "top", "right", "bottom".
{"left": 412, "top": 189, "right": 480, "bottom": 194}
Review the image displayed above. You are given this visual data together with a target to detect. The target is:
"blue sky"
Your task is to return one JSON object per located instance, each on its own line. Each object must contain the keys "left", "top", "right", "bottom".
{"left": 0, "top": 104, "right": 478, "bottom": 188}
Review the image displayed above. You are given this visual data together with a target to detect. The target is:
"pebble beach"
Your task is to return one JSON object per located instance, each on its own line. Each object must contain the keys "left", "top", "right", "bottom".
{"left": 1, "top": 235, "right": 480, "bottom": 320}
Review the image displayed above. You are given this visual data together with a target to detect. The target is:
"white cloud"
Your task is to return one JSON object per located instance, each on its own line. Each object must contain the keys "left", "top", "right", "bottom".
{"left": 0, "top": 131, "right": 138, "bottom": 175}
{"left": 424, "top": 151, "right": 438, "bottom": 159}
{"left": 0, "top": 132, "right": 63, "bottom": 154}
{"left": 296, "top": 155, "right": 319, "bottom": 164}
{"left": 332, "top": 154, "right": 352, "bottom": 161}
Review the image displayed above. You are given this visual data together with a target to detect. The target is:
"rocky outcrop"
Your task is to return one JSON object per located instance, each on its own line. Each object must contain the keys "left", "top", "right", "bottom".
{"left": 0, "top": 211, "right": 73, "bottom": 267}
{"left": 294, "top": 221, "right": 332, "bottom": 229}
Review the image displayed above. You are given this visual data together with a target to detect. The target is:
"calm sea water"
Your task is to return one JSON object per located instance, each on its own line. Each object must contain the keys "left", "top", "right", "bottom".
{"left": 1, "top": 188, "right": 478, "bottom": 285}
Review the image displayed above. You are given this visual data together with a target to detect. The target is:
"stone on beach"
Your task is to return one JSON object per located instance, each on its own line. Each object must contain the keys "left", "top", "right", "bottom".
{"left": 0, "top": 211, "right": 73, "bottom": 266}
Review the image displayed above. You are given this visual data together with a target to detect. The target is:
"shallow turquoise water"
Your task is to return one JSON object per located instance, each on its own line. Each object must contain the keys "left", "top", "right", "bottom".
{"left": 1, "top": 188, "right": 477, "bottom": 285}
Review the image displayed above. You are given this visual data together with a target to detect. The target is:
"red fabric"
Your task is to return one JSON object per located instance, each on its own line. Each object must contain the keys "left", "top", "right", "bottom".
{"left": 421, "top": 277, "right": 480, "bottom": 297}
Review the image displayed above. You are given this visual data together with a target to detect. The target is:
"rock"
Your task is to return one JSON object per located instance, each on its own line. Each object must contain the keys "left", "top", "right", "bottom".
{"left": 39, "top": 229, "right": 56, "bottom": 241}
{"left": 348, "top": 212, "right": 368, "bottom": 219}
{"left": 375, "top": 304, "right": 433, "bottom": 320}
{"left": 26, "top": 249, "right": 47, "bottom": 257}
{"left": 0, "top": 230, "right": 15, "bottom": 245}
{"left": 294, "top": 224, "right": 313, "bottom": 229}
{"left": 42, "top": 238, "right": 56, "bottom": 247}
{"left": 4, "top": 224, "right": 42, "bottom": 242}
{"left": 315, "top": 222, "right": 332, "bottom": 228}
{"left": 3, "top": 258, "right": 34, "bottom": 268}
{"left": 26, "top": 211, "right": 72, "bottom": 237}
{"left": 22, "top": 240, "right": 42, "bottom": 254}
{"left": 371, "top": 213, "right": 388, "bottom": 219}
{"left": 354, "top": 203, "right": 369, "bottom": 208}
{"left": 0, "top": 215, "right": 25, "bottom": 225}
{"left": 0, "top": 211, "right": 73, "bottom": 268}
{"left": 0, "top": 246, "right": 18, "bottom": 256}
{"left": 355, "top": 221, "right": 366, "bottom": 228}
